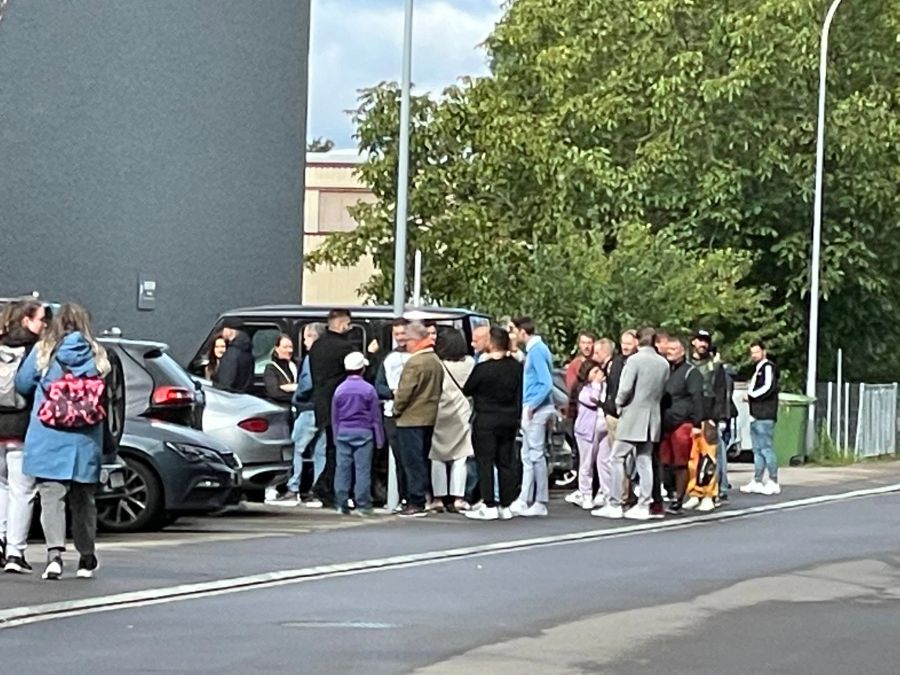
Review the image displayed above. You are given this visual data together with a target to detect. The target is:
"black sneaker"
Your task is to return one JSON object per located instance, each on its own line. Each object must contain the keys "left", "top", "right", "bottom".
{"left": 0, "top": 538, "right": 5, "bottom": 567}
{"left": 42, "top": 553, "right": 63, "bottom": 581}
{"left": 667, "top": 502, "right": 683, "bottom": 515}
{"left": 397, "top": 505, "right": 428, "bottom": 518}
{"left": 76, "top": 554, "right": 100, "bottom": 579}
{"left": 4, "top": 554, "right": 32, "bottom": 574}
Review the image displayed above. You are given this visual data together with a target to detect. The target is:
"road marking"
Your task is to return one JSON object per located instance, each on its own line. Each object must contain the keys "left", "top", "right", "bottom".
{"left": 98, "top": 532, "right": 292, "bottom": 551}
{"left": 2, "top": 483, "right": 899, "bottom": 630}
{"left": 281, "top": 621, "right": 399, "bottom": 629}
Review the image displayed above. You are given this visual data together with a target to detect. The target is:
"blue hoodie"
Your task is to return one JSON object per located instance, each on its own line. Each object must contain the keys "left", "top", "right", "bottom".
{"left": 15, "top": 332, "right": 105, "bottom": 483}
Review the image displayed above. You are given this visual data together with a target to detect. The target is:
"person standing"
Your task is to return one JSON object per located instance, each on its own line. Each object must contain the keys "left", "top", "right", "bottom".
{"left": 375, "top": 319, "right": 412, "bottom": 511}
{"left": 331, "top": 352, "right": 384, "bottom": 516}
{"left": 741, "top": 341, "right": 781, "bottom": 495}
{"left": 204, "top": 334, "right": 227, "bottom": 381}
{"left": 214, "top": 318, "right": 254, "bottom": 393}
{"left": 566, "top": 360, "right": 609, "bottom": 510}
{"left": 15, "top": 303, "right": 110, "bottom": 580}
{"left": 660, "top": 337, "right": 704, "bottom": 514}
{"left": 509, "top": 317, "right": 555, "bottom": 518}
{"left": 393, "top": 322, "right": 444, "bottom": 518}
{"left": 268, "top": 323, "right": 325, "bottom": 507}
{"left": 602, "top": 330, "right": 638, "bottom": 449}
{"left": 263, "top": 334, "right": 298, "bottom": 403}
{"left": 470, "top": 324, "right": 491, "bottom": 363}
{"left": 464, "top": 328, "right": 523, "bottom": 521}
{"left": 309, "top": 309, "right": 355, "bottom": 507}
{"left": 1, "top": 298, "right": 44, "bottom": 573}
{"left": 430, "top": 328, "right": 475, "bottom": 512}
{"left": 564, "top": 332, "right": 596, "bottom": 392}
{"left": 593, "top": 327, "right": 669, "bottom": 521}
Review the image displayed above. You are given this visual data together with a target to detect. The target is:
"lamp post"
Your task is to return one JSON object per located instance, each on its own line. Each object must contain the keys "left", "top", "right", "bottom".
{"left": 805, "top": 0, "right": 845, "bottom": 454}
{"left": 392, "top": 0, "right": 414, "bottom": 317}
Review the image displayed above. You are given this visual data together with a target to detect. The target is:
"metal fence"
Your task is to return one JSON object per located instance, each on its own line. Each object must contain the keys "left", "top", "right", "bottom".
{"left": 816, "top": 381, "right": 898, "bottom": 457}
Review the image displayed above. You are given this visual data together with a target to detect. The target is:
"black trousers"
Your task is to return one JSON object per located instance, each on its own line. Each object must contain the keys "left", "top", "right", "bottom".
{"left": 472, "top": 423, "right": 519, "bottom": 508}
{"left": 396, "top": 425, "right": 433, "bottom": 508}
{"left": 383, "top": 417, "right": 408, "bottom": 503}
{"left": 651, "top": 441, "right": 663, "bottom": 506}
{"left": 312, "top": 425, "right": 336, "bottom": 505}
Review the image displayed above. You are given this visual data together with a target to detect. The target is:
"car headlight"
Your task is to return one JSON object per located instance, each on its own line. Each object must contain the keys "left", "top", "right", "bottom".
{"left": 165, "top": 442, "right": 226, "bottom": 465}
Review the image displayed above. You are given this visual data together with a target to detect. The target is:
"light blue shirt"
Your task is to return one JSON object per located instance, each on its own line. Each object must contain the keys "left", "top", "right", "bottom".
{"left": 522, "top": 335, "right": 553, "bottom": 410}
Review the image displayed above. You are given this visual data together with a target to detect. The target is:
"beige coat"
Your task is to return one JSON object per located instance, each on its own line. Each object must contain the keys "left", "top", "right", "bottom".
{"left": 430, "top": 357, "right": 475, "bottom": 462}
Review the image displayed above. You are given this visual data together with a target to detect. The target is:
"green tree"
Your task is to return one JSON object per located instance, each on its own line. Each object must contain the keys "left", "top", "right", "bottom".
{"left": 310, "top": 1, "right": 900, "bottom": 380}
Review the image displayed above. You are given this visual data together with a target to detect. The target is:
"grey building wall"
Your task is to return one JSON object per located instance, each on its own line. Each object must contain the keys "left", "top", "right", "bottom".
{"left": 0, "top": 0, "right": 309, "bottom": 361}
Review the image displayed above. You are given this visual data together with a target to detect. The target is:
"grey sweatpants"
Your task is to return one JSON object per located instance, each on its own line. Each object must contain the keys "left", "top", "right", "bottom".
{"left": 610, "top": 440, "right": 654, "bottom": 508}
{"left": 38, "top": 481, "right": 97, "bottom": 560}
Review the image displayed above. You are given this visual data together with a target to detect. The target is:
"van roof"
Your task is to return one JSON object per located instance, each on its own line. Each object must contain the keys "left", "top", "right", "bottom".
{"left": 218, "top": 304, "right": 490, "bottom": 322}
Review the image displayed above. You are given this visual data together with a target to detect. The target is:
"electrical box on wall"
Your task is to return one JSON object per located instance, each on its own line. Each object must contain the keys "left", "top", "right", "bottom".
{"left": 137, "top": 273, "right": 156, "bottom": 311}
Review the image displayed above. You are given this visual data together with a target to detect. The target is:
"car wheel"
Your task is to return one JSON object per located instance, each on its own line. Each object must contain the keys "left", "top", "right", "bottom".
{"left": 97, "top": 457, "right": 164, "bottom": 533}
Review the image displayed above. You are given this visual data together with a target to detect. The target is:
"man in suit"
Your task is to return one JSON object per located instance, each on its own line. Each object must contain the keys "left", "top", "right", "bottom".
{"left": 593, "top": 326, "right": 669, "bottom": 521}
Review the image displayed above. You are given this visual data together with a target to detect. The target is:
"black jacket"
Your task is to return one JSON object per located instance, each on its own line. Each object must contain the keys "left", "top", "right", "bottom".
{"left": 661, "top": 359, "right": 704, "bottom": 431}
{"left": 214, "top": 331, "right": 254, "bottom": 393}
{"left": 0, "top": 327, "right": 39, "bottom": 440}
{"left": 309, "top": 329, "right": 354, "bottom": 426}
{"left": 603, "top": 354, "right": 627, "bottom": 418}
{"left": 263, "top": 356, "right": 297, "bottom": 403}
{"left": 749, "top": 359, "right": 779, "bottom": 421}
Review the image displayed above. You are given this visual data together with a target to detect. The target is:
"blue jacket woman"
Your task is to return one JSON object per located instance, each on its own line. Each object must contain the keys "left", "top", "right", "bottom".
{"left": 15, "top": 331, "right": 106, "bottom": 484}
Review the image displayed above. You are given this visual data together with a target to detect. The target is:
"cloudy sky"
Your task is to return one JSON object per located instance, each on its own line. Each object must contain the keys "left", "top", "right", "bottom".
{"left": 307, "top": 0, "right": 503, "bottom": 148}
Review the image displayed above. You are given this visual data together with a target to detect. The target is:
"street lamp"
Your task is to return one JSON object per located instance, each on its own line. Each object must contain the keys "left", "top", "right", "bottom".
{"left": 392, "top": 0, "right": 414, "bottom": 316}
{"left": 805, "top": 0, "right": 845, "bottom": 453}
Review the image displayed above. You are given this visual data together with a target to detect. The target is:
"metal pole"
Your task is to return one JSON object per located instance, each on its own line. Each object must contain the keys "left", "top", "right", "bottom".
{"left": 836, "top": 348, "right": 843, "bottom": 446}
{"left": 825, "top": 381, "right": 833, "bottom": 440}
{"left": 805, "top": 0, "right": 845, "bottom": 455}
{"left": 391, "top": 0, "right": 415, "bottom": 316}
{"left": 412, "top": 249, "right": 422, "bottom": 306}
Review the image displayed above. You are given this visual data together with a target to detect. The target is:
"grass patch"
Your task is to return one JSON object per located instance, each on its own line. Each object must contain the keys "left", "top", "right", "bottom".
{"left": 808, "top": 426, "right": 857, "bottom": 466}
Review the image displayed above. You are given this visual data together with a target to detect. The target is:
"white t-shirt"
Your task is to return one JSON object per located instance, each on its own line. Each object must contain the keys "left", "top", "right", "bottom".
{"left": 382, "top": 350, "right": 411, "bottom": 417}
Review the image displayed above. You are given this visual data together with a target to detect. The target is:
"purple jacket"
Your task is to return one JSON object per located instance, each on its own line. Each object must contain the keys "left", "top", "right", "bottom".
{"left": 574, "top": 382, "right": 605, "bottom": 441}
{"left": 331, "top": 376, "right": 385, "bottom": 447}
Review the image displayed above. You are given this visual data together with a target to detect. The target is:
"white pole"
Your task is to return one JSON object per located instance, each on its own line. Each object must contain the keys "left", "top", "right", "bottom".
{"left": 391, "top": 0, "right": 415, "bottom": 317}
{"left": 836, "top": 348, "right": 843, "bottom": 446}
{"left": 412, "top": 249, "right": 422, "bottom": 306}
{"left": 805, "top": 0, "right": 845, "bottom": 454}
{"left": 825, "top": 381, "right": 833, "bottom": 440}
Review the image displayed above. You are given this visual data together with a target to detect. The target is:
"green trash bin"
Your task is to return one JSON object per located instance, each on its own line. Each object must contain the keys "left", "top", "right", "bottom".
{"left": 773, "top": 393, "right": 816, "bottom": 466}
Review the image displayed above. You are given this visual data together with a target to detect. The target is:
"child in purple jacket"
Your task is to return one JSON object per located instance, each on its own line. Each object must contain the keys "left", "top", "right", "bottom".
{"left": 331, "top": 352, "right": 385, "bottom": 515}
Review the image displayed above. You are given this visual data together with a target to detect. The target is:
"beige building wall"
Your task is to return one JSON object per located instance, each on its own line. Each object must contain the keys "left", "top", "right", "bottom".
{"left": 302, "top": 151, "right": 377, "bottom": 304}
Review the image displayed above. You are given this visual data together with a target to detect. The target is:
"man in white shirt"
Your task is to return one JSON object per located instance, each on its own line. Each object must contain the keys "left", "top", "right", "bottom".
{"left": 375, "top": 319, "right": 412, "bottom": 508}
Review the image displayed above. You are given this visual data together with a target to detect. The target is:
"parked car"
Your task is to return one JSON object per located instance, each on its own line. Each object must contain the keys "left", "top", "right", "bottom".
{"left": 98, "top": 417, "right": 241, "bottom": 532}
{"left": 99, "top": 336, "right": 292, "bottom": 496}
{"left": 197, "top": 379, "right": 293, "bottom": 497}
{"left": 186, "top": 304, "right": 492, "bottom": 398}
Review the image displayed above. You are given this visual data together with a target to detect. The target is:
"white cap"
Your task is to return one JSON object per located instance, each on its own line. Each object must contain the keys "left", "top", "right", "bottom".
{"left": 344, "top": 351, "right": 369, "bottom": 371}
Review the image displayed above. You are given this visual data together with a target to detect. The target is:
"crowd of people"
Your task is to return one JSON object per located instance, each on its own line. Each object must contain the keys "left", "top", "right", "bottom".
{"left": 1, "top": 298, "right": 109, "bottom": 580}
{"left": 262, "top": 309, "right": 782, "bottom": 523}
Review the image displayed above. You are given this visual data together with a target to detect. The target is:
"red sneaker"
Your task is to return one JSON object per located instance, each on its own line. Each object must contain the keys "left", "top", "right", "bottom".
{"left": 649, "top": 502, "right": 665, "bottom": 519}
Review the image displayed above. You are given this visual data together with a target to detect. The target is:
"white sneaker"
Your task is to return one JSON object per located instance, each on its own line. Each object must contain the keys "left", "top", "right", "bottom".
{"left": 762, "top": 480, "right": 782, "bottom": 495}
{"left": 740, "top": 480, "right": 766, "bottom": 495}
{"left": 564, "top": 490, "right": 584, "bottom": 506}
{"left": 591, "top": 504, "right": 623, "bottom": 519}
{"left": 498, "top": 507, "right": 514, "bottom": 520}
{"left": 593, "top": 494, "right": 607, "bottom": 508}
{"left": 624, "top": 505, "right": 651, "bottom": 521}
{"left": 303, "top": 498, "right": 324, "bottom": 509}
{"left": 509, "top": 500, "right": 528, "bottom": 516}
{"left": 697, "top": 497, "right": 715, "bottom": 512}
{"left": 522, "top": 502, "right": 549, "bottom": 517}
{"left": 464, "top": 505, "right": 499, "bottom": 521}
{"left": 683, "top": 496, "right": 701, "bottom": 510}
{"left": 581, "top": 498, "right": 594, "bottom": 511}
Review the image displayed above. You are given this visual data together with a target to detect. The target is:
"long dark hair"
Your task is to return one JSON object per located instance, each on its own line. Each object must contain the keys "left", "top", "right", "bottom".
{"left": 206, "top": 333, "right": 227, "bottom": 379}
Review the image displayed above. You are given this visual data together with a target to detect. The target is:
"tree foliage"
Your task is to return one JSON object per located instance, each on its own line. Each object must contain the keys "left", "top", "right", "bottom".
{"left": 309, "top": 0, "right": 900, "bottom": 381}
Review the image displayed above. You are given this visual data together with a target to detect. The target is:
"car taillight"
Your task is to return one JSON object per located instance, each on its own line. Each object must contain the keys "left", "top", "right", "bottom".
{"left": 152, "top": 386, "right": 194, "bottom": 406}
{"left": 238, "top": 417, "right": 269, "bottom": 433}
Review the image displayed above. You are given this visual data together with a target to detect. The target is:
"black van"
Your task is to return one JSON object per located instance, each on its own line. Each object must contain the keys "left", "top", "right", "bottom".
{"left": 186, "top": 304, "right": 492, "bottom": 397}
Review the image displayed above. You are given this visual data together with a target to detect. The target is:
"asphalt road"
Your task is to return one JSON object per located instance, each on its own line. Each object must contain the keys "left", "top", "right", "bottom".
{"left": 2, "top": 464, "right": 900, "bottom": 674}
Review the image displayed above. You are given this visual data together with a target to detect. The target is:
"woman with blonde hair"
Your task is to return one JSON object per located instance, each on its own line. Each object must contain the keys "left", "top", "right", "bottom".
{"left": 15, "top": 303, "right": 110, "bottom": 580}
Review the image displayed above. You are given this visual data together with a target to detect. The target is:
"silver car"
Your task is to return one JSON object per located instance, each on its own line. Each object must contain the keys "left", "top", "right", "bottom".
{"left": 198, "top": 380, "right": 293, "bottom": 495}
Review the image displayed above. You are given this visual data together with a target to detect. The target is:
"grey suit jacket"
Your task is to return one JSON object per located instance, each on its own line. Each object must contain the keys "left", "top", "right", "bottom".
{"left": 615, "top": 346, "right": 670, "bottom": 443}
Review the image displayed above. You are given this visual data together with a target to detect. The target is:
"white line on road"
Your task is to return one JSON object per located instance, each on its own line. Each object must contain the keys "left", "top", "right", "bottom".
{"left": 2, "top": 483, "right": 899, "bottom": 630}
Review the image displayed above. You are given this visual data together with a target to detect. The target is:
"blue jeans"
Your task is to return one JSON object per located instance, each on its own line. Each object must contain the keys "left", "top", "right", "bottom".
{"left": 334, "top": 430, "right": 375, "bottom": 510}
{"left": 518, "top": 406, "right": 554, "bottom": 505}
{"left": 289, "top": 411, "right": 325, "bottom": 494}
{"left": 750, "top": 419, "right": 777, "bottom": 483}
